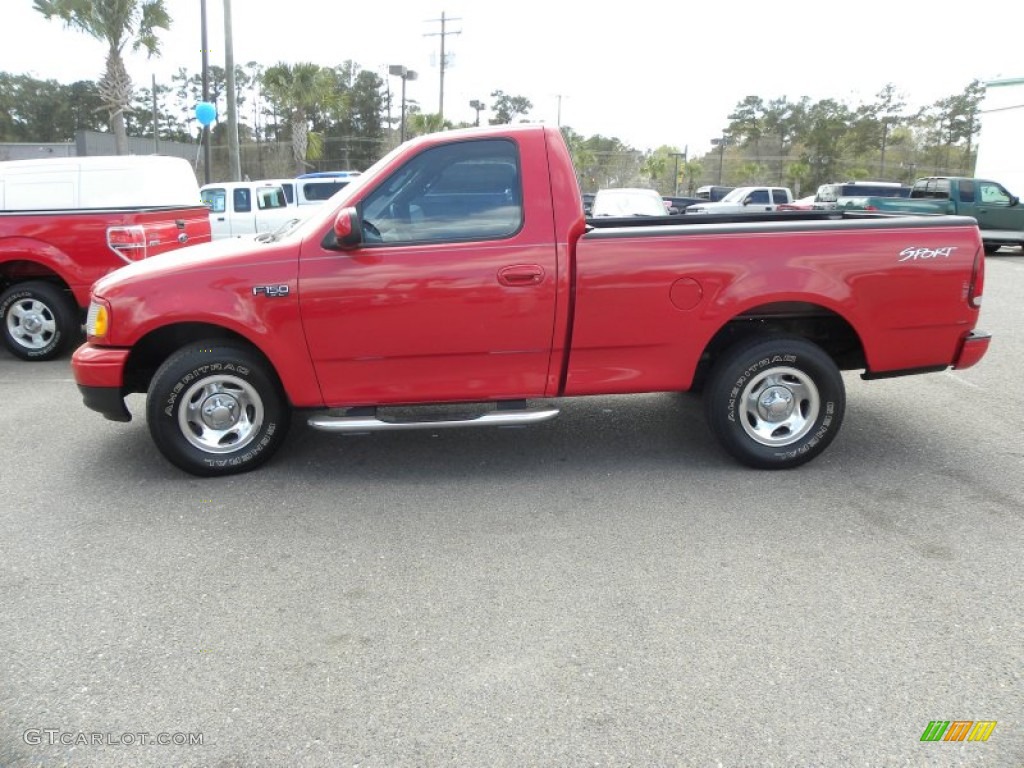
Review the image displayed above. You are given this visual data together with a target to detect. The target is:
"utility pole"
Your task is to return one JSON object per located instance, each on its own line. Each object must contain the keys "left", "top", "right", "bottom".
{"left": 152, "top": 74, "right": 159, "bottom": 153}
{"left": 224, "top": 0, "right": 241, "bottom": 180}
{"left": 200, "top": 0, "right": 211, "bottom": 183}
{"left": 424, "top": 12, "right": 461, "bottom": 122}
{"left": 670, "top": 148, "right": 687, "bottom": 196}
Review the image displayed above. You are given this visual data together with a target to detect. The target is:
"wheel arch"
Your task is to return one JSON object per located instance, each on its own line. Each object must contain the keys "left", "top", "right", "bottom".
{"left": 0, "top": 256, "right": 74, "bottom": 296}
{"left": 122, "top": 322, "right": 282, "bottom": 397}
{"left": 692, "top": 300, "right": 866, "bottom": 390}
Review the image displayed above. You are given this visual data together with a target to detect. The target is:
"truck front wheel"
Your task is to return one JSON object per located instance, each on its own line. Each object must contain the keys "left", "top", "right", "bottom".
{"left": 0, "top": 281, "right": 79, "bottom": 361}
{"left": 146, "top": 343, "right": 291, "bottom": 477}
{"left": 704, "top": 335, "right": 845, "bottom": 469}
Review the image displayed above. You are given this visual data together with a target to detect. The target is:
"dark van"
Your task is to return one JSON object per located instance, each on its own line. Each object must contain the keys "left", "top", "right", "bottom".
{"left": 695, "top": 185, "right": 734, "bottom": 202}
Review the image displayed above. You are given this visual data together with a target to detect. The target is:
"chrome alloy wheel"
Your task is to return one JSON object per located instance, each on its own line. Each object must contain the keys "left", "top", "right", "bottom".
{"left": 739, "top": 365, "right": 820, "bottom": 447}
{"left": 177, "top": 374, "right": 265, "bottom": 454}
{"left": 6, "top": 298, "right": 56, "bottom": 351}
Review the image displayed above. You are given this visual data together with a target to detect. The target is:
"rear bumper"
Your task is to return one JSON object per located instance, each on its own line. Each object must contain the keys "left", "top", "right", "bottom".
{"left": 952, "top": 330, "right": 991, "bottom": 370}
{"left": 71, "top": 343, "right": 132, "bottom": 422}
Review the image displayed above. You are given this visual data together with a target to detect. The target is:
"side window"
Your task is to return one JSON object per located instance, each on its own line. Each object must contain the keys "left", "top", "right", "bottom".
{"left": 772, "top": 189, "right": 788, "bottom": 204}
{"left": 746, "top": 190, "right": 769, "bottom": 204}
{"left": 201, "top": 188, "right": 226, "bottom": 213}
{"left": 959, "top": 180, "right": 975, "bottom": 203}
{"left": 978, "top": 182, "right": 1010, "bottom": 205}
{"left": 360, "top": 139, "right": 523, "bottom": 244}
{"left": 303, "top": 181, "right": 346, "bottom": 202}
{"left": 233, "top": 188, "right": 251, "bottom": 213}
{"left": 256, "top": 188, "right": 286, "bottom": 210}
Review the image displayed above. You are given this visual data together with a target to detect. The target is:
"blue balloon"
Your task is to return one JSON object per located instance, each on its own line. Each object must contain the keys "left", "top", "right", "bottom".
{"left": 195, "top": 102, "right": 217, "bottom": 126}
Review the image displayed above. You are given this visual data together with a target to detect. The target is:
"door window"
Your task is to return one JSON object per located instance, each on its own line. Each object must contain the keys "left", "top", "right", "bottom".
{"left": 202, "top": 188, "right": 226, "bottom": 213}
{"left": 233, "top": 188, "right": 251, "bottom": 213}
{"left": 360, "top": 139, "right": 523, "bottom": 244}
{"left": 978, "top": 182, "right": 1011, "bottom": 205}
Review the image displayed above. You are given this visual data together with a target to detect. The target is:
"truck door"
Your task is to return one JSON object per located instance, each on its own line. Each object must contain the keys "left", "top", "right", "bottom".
{"left": 200, "top": 186, "right": 231, "bottom": 239}
{"left": 230, "top": 187, "right": 257, "bottom": 236}
{"left": 745, "top": 188, "right": 772, "bottom": 211}
{"left": 299, "top": 137, "right": 559, "bottom": 406}
{"left": 972, "top": 180, "right": 1024, "bottom": 239}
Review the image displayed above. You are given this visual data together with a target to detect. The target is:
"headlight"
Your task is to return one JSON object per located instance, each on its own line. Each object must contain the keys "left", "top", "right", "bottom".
{"left": 85, "top": 300, "right": 110, "bottom": 339}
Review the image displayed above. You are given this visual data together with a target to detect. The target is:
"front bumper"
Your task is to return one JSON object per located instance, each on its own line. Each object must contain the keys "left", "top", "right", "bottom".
{"left": 952, "top": 330, "right": 992, "bottom": 371}
{"left": 71, "top": 343, "right": 132, "bottom": 422}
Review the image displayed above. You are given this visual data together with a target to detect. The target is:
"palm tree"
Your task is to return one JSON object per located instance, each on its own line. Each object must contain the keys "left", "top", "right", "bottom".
{"left": 262, "top": 62, "right": 337, "bottom": 176}
{"left": 34, "top": 0, "right": 170, "bottom": 155}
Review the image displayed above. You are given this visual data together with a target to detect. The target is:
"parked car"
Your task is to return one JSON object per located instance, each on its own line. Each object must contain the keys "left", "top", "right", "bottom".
{"left": 200, "top": 180, "right": 295, "bottom": 239}
{"left": 295, "top": 175, "right": 358, "bottom": 205}
{"left": 814, "top": 181, "right": 909, "bottom": 210}
{"left": 840, "top": 175, "right": 1024, "bottom": 253}
{"left": 686, "top": 186, "right": 795, "bottom": 214}
{"left": 777, "top": 195, "right": 817, "bottom": 211}
{"left": 694, "top": 185, "right": 734, "bottom": 202}
{"left": 662, "top": 196, "right": 704, "bottom": 214}
{"left": 0, "top": 154, "right": 211, "bottom": 360}
{"left": 591, "top": 187, "right": 667, "bottom": 217}
{"left": 582, "top": 193, "right": 595, "bottom": 216}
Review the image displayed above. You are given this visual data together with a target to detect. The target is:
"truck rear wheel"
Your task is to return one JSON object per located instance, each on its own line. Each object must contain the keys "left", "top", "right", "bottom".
{"left": 704, "top": 335, "right": 845, "bottom": 469}
{"left": 146, "top": 343, "right": 291, "bottom": 477}
{"left": 0, "top": 281, "right": 79, "bottom": 361}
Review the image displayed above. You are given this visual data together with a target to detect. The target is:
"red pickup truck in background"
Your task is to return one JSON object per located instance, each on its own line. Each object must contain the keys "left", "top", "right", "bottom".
{"left": 0, "top": 155, "right": 212, "bottom": 360}
{"left": 71, "top": 125, "right": 990, "bottom": 476}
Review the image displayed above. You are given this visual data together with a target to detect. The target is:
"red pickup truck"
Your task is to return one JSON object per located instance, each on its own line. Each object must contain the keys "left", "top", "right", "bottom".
{"left": 0, "top": 155, "right": 212, "bottom": 360}
{"left": 71, "top": 124, "right": 990, "bottom": 476}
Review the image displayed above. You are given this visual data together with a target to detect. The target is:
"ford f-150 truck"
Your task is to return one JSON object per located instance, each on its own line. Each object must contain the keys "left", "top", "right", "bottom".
{"left": 1, "top": 155, "right": 212, "bottom": 360}
{"left": 839, "top": 176, "right": 1024, "bottom": 253}
{"left": 685, "top": 186, "right": 794, "bottom": 214}
{"left": 71, "top": 124, "right": 990, "bottom": 477}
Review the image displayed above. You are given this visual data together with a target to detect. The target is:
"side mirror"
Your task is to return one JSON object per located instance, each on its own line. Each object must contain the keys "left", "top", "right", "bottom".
{"left": 332, "top": 207, "right": 363, "bottom": 249}
{"left": 1010, "top": 195, "right": 1020, "bottom": 207}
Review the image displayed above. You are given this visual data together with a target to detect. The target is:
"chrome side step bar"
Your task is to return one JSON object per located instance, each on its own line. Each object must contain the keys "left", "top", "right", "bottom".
{"left": 308, "top": 407, "right": 560, "bottom": 433}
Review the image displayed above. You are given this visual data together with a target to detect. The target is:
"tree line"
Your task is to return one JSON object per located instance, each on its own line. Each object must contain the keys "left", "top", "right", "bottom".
{"left": 11, "top": 1, "right": 986, "bottom": 191}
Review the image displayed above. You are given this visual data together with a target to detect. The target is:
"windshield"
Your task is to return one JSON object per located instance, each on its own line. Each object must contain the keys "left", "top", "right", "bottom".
{"left": 719, "top": 188, "right": 750, "bottom": 203}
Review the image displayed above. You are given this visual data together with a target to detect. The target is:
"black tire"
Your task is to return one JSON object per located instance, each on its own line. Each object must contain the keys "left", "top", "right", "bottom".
{"left": 0, "top": 281, "right": 79, "bottom": 361}
{"left": 704, "top": 335, "right": 845, "bottom": 469}
{"left": 146, "top": 343, "right": 291, "bottom": 477}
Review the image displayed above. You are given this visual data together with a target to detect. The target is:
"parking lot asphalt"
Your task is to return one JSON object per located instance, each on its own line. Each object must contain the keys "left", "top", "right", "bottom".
{"left": 1, "top": 251, "right": 1022, "bottom": 767}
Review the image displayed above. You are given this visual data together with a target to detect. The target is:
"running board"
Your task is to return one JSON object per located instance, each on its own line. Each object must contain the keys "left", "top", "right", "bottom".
{"left": 307, "top": 407, "right": 560, "bottom": 433}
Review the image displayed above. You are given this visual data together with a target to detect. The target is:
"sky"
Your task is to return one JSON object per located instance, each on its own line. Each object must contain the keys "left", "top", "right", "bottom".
{"left": 2, "top": 0, "right": 1022, "bottom": 155}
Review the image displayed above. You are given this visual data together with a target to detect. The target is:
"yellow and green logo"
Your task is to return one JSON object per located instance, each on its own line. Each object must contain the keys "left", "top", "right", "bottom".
{"left": 921, "top": 721, "right": 997, "bottom": 742}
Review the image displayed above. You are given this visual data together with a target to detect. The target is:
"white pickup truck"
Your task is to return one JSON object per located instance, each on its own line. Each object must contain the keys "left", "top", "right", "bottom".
{"left": 686, "top": 186, "right": 794, "bottom": 214}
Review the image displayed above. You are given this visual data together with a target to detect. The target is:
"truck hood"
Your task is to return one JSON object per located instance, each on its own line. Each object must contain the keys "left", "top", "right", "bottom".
{"left": 686, "top": 201, "right": 735, "bottom": 213}
{"left": 91, "top": 232, "right": 300, "bottom": 297}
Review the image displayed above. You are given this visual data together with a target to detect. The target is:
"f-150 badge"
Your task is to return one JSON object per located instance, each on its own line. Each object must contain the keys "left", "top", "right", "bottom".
{"left": 252, "top": 284, "right": 290, "bottom": 297}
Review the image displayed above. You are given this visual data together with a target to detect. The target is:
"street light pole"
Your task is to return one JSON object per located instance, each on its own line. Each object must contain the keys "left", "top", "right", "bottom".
{"left": 670, "top": 148, "right": 687, "bottom": 196}
{"left": 389, "top": 65, "right": 417, "bottom": 144}
{"left": 469, "top": 99, "right": 484, "bottom": 127}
